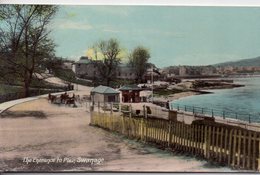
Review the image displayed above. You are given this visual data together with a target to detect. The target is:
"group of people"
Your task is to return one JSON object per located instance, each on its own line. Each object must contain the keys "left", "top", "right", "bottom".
{"left": 48, "top": 92, "right": 76, "bottom": 106}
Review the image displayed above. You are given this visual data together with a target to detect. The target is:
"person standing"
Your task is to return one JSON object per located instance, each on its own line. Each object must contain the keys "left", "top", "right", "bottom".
{"left": 166, "top": 100, "right": 170, "bottom": 110}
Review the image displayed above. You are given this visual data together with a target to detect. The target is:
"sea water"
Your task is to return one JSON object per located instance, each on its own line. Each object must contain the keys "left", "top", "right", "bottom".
{"left": 171, "top": 77, "right": 260, "bottom": 123}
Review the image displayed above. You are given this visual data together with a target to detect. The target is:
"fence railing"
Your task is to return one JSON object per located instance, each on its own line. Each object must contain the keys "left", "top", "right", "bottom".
{"left": 171, "top": 103, "right": 260, "bottom": 124}
{"left": 88, "top": 101, "right": 169, "bottom": 119}
{"left": 89, "top": 102, "right": 260, "bottom": 172}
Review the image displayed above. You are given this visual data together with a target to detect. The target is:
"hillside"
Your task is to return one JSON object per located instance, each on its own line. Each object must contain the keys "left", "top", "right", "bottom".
{"left": 214, "top": 56, "right": 260, "bottom": 67}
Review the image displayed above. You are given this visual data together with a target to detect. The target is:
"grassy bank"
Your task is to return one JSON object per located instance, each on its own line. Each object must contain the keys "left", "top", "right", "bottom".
{"left": 0, "top": 85, "right": 23, "bottom": 95}
{"left": 153, "top": 88, "right": 185, "bottom": 96}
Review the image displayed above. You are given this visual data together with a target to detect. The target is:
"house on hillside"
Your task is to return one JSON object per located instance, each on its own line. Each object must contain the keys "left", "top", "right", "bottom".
{"left": 117, "top": 64, "right": 136, "bottom": 80}
{"left": 119, "top": 85, "right": 142, "bottom": 103}
{"left": 90, "top": 85, "right": 120, "bottom": 103}
{"left": 74, "top": 56, "right": 136, "bottom": 81}
{"left": 61, "top": 61, "right": 74, "bottom": 70}
{"left": 74, "top": 56, "right": 158, "bottom": 82}
{"left": 74, "top": 56, "right": 100, "bottom": 80}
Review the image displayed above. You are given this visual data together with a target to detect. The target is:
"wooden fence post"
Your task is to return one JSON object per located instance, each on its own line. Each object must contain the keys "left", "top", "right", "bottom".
{"left": 207, "top": 126, "right": 212, "bottom": 159}
{"left": 130, "top": 104, "right": 132, "bottom": 118}
{"left": 192, "top": 124, "right": 195, "bottom": 153}
{"left": 177, "top": 122, "right": 180, "bottom": 150}
{"left": 257, "top": 134, "right": 260, "bottom": 172}
{"left": 215, "top": 127, "right": 219, "bottom": 160}
{"left": 200, "top": 125, "right": 204, "bottom": 155}
{"left": 247, "top": 131, "right": 252, "bottom": 169}
{"left": 141, "top": 117, "right": 144, "bottom": 141}
{"left": 228, "top": 129, "right": 233, "bottom": 166}
{"left": 253, "top": 132, "right": 257, "bottom": 170}
{"left": 224, "top": 128, "right": 229, "bottom": 163}
{"left": 110, "top": 102, "right": 113, "bottom": 114}
{"left": 194, "top": 124, "right": 198, "bottom": 154}
{"left": 232, "top": 129, "right": 237, "bottom": 167}
{"left": 119, "top": 103, "right": 121, "bottom": 112}
{"left": 242, "top": 130, "right": 246, "bottom": 169}
{"left": 168, "top": 120, "right": 172, "bottom": 147}
{"left": 237, "top": 129, "right": 242, "bottom": 168}
{"left": 219, "top": 127, "right": 224, "bottom": 163}
{"left": 122, "top": 114, "right": 125, "bottom": 135}
{"left": 188, "top": 124, "right": 192, "bottom": 153}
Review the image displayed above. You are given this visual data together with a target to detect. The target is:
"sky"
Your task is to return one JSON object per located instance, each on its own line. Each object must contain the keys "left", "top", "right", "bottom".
{"left": 50, "top": 5, "right": 260, "bottom": 68}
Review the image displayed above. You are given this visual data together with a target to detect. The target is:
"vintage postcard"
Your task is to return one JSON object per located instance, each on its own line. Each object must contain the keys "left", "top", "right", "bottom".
{"left": 1, "top": 1, "right": 260, "bottom": 173}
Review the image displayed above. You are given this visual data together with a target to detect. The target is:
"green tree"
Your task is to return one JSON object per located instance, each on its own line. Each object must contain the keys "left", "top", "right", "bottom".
{"left": 93, "top": 38, "right": 121, "bottom": 86}
{"left": 0, "top": 5, "right": 58, "bottom": 97}
{"left": 129, "top": 46, "right": 150, "bottom": 83}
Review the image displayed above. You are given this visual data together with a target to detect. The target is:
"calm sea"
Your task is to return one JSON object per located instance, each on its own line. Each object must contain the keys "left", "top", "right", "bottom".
{"left": 171, "top": 77, "right": 260, "bottom": 123}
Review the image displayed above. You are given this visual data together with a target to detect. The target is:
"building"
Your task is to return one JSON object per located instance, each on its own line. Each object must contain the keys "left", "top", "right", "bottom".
{"left": 179, "top": 66, "right": 187, "bottom": 76}
{"left": 143, "top": 68, "right": 161, "bottom": 82}
{"left": 201, "top": 66, "right": 217, "bottom": 75}
{"left": 74, "top": 56, "right": 137, "bottom": 80}
{"left": 117, "top": 64, "right": 136, "bottom": 80}
{"left": 61, "top": 61, "right": 74, "bottom": 70}
{"left": 119, "top": 85, "right": 142, "bottom": 103}
{"left": 90, "top": 85, "right": 120, "bottom": 103}
{"left": 74, "top": 56, "right": 100, "bottom": 79}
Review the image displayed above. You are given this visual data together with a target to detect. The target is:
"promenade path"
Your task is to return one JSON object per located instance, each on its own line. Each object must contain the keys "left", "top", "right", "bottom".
{"left": 0, "top": 97, "right": 38, "bottom": 114}
{"left": 0, "top": 91, "right": 74, "bottom": 114}
{"left": 0, "top": 85, "right": 236, "bottom": 172}
{"left": 0, "top": 83, "right": 91, "bottom": 114}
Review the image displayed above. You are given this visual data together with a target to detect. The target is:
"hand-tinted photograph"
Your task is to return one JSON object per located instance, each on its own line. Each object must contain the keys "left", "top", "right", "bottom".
{"left": 0, "top": 3, "right": 260, "bottom": 172}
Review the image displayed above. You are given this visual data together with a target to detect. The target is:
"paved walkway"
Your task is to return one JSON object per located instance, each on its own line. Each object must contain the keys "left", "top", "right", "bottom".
{"left": 0, "top": 91, "right": 72, "bottom": 114}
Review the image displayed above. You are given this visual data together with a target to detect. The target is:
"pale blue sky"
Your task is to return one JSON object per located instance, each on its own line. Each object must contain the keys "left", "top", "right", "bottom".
{"left": 50, "top": 6, "right": 260, "bottom": 68}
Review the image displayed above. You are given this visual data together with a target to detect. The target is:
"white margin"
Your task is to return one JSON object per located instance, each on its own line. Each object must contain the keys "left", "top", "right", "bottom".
{"left": 1, "top": 0, "right": 260, "bottom": 7}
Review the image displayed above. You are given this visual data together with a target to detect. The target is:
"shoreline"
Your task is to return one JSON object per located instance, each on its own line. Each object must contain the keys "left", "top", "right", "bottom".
{"left": 152, "top": 82, "right": 244, "bottom": 107}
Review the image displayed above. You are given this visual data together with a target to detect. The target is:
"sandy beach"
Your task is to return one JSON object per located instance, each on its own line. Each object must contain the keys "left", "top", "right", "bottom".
{"left": 0, "top": 90, "right": 235, "bottom": 172}
{"left": 154, "top": 91, "right": 201, "bottom": 102}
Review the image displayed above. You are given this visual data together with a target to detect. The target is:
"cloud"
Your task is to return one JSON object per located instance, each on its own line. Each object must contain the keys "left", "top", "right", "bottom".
{"left": 103, "top": 28, "right": 122, "bottom": 33}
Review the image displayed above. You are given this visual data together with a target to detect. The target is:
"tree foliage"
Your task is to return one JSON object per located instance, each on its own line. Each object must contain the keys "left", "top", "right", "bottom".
{"left": 93, "top": 38, "right": 121, "bottom": 86}
{"left": 128, "top": 46, "right": 150, "bottom": 83}
{"left": 0, "top": 5, "right": 58, "bottom": 97}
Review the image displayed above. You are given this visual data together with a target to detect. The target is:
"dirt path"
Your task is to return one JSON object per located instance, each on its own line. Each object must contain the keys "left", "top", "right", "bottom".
{"left": 0, "top": 97, "right": 236, "bottom": 172}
